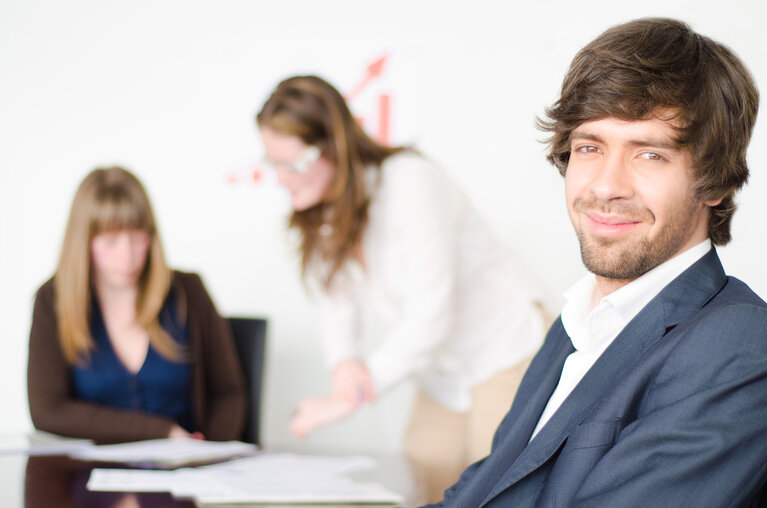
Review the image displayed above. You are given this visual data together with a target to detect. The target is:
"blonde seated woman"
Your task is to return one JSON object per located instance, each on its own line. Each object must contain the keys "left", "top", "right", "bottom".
{"left": 27, "top": 167, "right": 247, "bottom": 443}
{"left": 256, "top": 75, "right": 547, "bottom": 503}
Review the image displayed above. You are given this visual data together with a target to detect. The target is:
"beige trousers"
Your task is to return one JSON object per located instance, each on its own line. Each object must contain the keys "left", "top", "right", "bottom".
{"left": 402, "top": 356, "right": 533, "bottom": 504}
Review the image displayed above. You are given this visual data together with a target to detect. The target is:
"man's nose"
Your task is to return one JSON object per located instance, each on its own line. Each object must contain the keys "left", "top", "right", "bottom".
{"left": 589, "top": 152, "right": 634, "bottom": 201}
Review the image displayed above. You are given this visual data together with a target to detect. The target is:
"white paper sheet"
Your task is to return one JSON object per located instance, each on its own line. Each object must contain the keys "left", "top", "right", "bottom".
{"left": 87, "top": 469, "right": 183, "bottom": 492}
{"left": 204, "top": 452, "right": 376, "bottom": 475}
{"left": 70, "top": 438, "right": 257, "bottom": 467}
{"left": 0, "top": 430, "right": 93, "bottom": 456}
{"left": 87, "top": 452, "right": 404, "bottom": 505}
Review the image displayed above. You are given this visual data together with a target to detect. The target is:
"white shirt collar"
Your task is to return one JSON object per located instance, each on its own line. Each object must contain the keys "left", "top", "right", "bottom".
{"left": 561, "top": 239, "right": 712, "bottom": 351}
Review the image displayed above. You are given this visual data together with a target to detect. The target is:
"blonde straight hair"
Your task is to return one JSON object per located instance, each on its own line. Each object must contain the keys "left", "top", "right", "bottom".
{"left": 54, "top": 167, "right": 182, "bottom": 364}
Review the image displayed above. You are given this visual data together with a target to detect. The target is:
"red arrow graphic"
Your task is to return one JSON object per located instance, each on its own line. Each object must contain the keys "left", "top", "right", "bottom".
{"left": 346, "top": 54, "right": 388, "bottom": 102}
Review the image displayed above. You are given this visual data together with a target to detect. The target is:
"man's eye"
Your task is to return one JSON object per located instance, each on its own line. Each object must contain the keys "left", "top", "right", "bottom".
{"left": 575, "top": 145, "right": 600, "bottom": 153}
{"left": 639, "top": 152, "right": 665, "bottom": 161}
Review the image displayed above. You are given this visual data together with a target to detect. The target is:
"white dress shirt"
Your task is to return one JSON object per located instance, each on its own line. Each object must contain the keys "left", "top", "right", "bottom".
{"left": 314, "top": 152, "right": 545, "bottom": 412}
{"left": 530, "top": 239, "right": 712, "bottom": 439}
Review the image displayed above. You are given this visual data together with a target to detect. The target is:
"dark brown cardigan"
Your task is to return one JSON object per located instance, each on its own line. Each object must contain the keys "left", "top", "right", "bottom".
{"left": 27, "top": 271, "right": 248, "bottom": 444}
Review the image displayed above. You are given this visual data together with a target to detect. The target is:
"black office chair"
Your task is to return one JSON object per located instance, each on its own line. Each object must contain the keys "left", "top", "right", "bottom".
{"left": 228, "top": 317, "right": 267, "bottom": 445}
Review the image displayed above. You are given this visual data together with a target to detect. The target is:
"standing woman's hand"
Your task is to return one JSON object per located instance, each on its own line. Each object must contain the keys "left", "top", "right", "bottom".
{"left": 290, "top": 395, "right": 356, "bottom": 439}
{"left": 332, "top": 358, "right": 376, "bottom": 405}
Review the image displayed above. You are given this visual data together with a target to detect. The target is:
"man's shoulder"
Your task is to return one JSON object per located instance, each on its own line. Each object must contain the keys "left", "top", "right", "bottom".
{"left": 689, "top": 275, "right": 767, "bottom": 339}
{"left": 652, "top": 277, "right": 767, "bottom": 392}
{"left": 676, "top": 275, "right": 767, "bottom": 342}
{"left": 716, "top": 275, "right": 767, "bottom": 308}
{"left": 659, "top": 249, "right": 766, "bottom": 334}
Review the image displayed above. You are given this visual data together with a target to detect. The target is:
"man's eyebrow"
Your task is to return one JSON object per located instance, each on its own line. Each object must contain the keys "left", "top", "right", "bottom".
{"left": 625, "top": 138, "right": 679, "bottom": 150}
{"left": 569, "top": 130, "right": 679, "bottom": 150}
{"left": 570, "top": 130, "right": 603, "bottom": 144}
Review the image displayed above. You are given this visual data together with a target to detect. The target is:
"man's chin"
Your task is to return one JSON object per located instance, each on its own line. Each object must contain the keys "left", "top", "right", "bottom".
{"left": 580, "top": 243, "right": 656, "bottom": 281}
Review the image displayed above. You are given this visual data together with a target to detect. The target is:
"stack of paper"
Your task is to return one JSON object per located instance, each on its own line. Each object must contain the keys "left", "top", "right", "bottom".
{"left": 70, "top": 438, "right": 257, "bottom": 468}
{"left": 0, "top": 430, "right": 93, "bottom": 456}
{"left": 87, "top": 452, "right": 404, "bottom": 505}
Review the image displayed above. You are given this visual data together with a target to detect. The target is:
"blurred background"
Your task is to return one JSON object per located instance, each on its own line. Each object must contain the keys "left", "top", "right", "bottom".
{"left": 2, "top": 0, "right": 765, "bottom": 455}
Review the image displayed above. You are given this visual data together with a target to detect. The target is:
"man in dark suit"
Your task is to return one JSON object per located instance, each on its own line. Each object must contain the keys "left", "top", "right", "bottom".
{"left": 426, "top": 17, "right": 767, "bottom": 508}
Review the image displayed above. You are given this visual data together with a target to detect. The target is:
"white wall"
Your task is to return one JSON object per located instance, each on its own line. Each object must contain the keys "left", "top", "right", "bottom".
{"left": 1, "top": 0, "right": 766, "bottom": 454}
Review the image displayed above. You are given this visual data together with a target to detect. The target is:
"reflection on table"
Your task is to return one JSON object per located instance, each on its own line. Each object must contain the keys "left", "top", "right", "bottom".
{"left": 0, "top": 452, "right": 421, "bottom": 508}
{"left": 24, "top": 455, "right": 195, "bottom": 508}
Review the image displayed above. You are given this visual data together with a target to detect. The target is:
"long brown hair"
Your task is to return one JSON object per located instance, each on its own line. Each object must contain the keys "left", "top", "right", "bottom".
{"left": 54, "top": 167, "right": 181, "bottom": 364}
{"left": 538, "top": 17, "right": 759, "bottom": 245}
{"left": 257, "top": 75, "right": 404, "bottom": 288}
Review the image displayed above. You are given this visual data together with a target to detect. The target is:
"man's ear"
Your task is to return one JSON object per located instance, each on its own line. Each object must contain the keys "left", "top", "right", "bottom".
{"left": 703, "top": 197, "right": 723, "bottom": 207}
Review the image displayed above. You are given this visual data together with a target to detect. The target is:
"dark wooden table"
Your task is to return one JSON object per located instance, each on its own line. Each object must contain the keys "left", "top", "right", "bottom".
{"left": 1, "top": 452, "right": 421, "bottom": 508}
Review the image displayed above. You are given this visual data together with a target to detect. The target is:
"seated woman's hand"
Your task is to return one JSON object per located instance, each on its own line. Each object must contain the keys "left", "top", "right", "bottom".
{"left": 167, "top": 424, "right": 192, "bottom": 439}
{"left": 290, "top": 394, "right": 357, "bottom": 439}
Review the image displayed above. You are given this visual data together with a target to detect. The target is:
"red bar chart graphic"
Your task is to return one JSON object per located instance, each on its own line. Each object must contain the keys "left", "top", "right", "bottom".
{"left": 347, "top": 54, "right": 391, "bottom": 146}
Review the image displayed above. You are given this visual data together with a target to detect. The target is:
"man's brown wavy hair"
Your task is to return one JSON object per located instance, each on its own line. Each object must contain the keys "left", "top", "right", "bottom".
{"left": 539, "top": 17, "right": 759, "bottom": 245}
{"left": 257, "top": 75, "right": 403, "bottom": 288}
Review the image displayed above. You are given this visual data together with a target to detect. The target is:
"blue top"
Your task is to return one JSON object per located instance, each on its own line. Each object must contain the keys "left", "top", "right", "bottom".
{"left": 72, "top": 288, "right": 194, "bottom": 432}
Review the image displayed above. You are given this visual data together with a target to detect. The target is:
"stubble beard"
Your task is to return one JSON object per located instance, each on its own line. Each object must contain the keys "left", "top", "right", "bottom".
{"left": 573, "top": 196, "right": 701, "bottom": 280}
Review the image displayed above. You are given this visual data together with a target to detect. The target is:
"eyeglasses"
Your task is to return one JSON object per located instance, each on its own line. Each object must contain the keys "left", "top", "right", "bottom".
{"left": 261, "top": 146, "right": 321, "bottom": 175}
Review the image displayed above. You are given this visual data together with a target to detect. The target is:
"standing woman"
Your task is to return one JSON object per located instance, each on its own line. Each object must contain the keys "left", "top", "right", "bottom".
{"left": 28, "top": 167, "right": 247, "bottom": 443}
{"left": 257, "top": 75, "right": 547, "bottom": 502}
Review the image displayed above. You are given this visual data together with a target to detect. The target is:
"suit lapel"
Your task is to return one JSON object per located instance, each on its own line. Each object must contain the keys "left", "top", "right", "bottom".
{"left": 656, "top": 249, "right": 726, "bottom": 331}
{"left": 490, "top": 321, "right": 575, "bottom": 462}
{"left": 481, "top": 249, "right": 727, "bottom": 505}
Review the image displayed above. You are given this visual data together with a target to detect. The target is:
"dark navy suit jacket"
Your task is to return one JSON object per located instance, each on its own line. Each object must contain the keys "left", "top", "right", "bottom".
{"left": 427, "top": 249, "right": 767, "bottom": 507}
